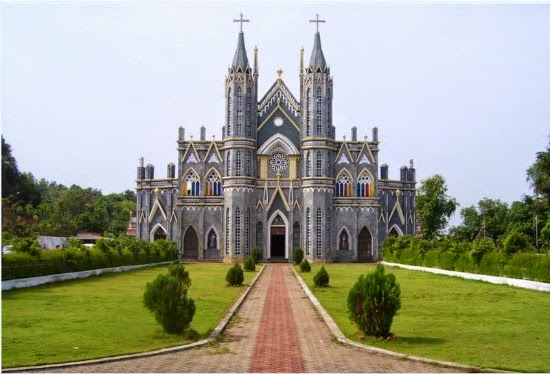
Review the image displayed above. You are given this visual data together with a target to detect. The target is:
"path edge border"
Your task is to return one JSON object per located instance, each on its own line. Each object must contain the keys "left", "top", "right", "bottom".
{"left": 290, "top": 266, "right": 508, "bottom": 374}
{"left": 3, "top": 265, "right": 266, "bottom": 373}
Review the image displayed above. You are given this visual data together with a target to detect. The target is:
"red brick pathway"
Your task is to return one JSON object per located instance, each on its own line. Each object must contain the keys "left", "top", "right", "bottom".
{"left": 248, "top": 264, "right": 305, "bottom": 372}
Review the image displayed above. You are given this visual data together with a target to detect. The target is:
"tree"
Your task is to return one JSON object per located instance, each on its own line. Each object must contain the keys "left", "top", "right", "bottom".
{"left": 143, "top": 263, "right": 196, "bottom": 334}
{"left": 451, "top": 199, "right": 509, "bottom": 242}
{"left": 527, "top": 139, "right": 550, "bottom": 200}
{"left": 2, "top": 136, "right": 20, "bottom": 198}
{"left": 347, "top": 264, "right": 401, "bottom": 338}
{"left": 416, "top": 175, "right": 458, "bottom": 239}
{"left": 313, "top": 266, "right": 330, "bottom": 287}
{"left": 226, "top": 263, "right": 244, "bottom": 286}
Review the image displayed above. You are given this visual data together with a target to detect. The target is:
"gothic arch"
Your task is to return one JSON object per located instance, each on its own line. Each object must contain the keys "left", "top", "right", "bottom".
{"left": 204, "top": 167, "right": 223, "bottom": 196}
{"left": 388, "top": 224, "right": 404, "bottom": 237}
{"left": 267, "top": 210, "right": 290, "bottom": 259}
{"left": 357, "top": 226, "right": 374, "bottom": 262}
{"left": 150, "top": 223, "right": 167, "bottom": 241}
{"left": 336, "top": 227, "right": 351, "bottom": 251}
{"left": 183, "top": 226, "right": 199, "bottom": 259}
{"left": 205, "top": 225, "right": 220, "bottom": 250}
{"left": 335, "top": 169, "right": 353, "bottom": 197}
{"left": 182, "top": 167, "right": 201, "bottom": 196}
{"left": 357, "top": 168, "right": 375, "bottom": 197}
{"left": 257, "top": 133, "right": 300, "bottom": 156}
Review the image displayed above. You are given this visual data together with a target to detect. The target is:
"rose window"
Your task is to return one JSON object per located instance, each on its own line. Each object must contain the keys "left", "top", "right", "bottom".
{"left": 269, "top": 151, "right": 289, "bottom": 173}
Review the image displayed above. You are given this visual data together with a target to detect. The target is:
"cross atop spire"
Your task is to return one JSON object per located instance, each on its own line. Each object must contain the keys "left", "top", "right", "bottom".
{"left": 309, "top": 14, "right": 326, "bottom": 32}
{"left": 233, "top": 12, "right": 250, "bottom": 32}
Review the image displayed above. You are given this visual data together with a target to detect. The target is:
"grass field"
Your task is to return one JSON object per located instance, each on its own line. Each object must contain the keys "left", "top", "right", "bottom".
{"left": 297, "top": 263, "right": 550, "bottom": 372}
{"left": 2, "top": 263, "right": 257, "bottom": 368}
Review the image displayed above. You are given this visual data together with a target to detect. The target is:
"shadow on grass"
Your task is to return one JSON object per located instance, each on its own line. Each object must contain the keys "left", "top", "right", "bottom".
{"left": 396, "top": 336, "right": 446, "bottom": 345}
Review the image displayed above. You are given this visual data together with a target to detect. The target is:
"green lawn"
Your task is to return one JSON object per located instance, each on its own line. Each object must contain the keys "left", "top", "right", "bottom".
{"left": 2, "top": 263, "right": 257, "bottom": 368}
{"left": 297, "top": 263, "right": 550, "bottom": 372}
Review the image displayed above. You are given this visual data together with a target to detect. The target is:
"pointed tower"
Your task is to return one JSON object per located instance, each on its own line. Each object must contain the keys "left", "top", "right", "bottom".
{"left": 223, "top": 13, "right": 258, "bottom": 263}
{"left": 300, "top": 15, "right": 335, "bottom": 261}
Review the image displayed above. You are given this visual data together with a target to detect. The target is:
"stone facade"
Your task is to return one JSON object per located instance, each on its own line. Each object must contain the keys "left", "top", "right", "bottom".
{"left": 135, "top": 25, "right": 416, "bottom": 263}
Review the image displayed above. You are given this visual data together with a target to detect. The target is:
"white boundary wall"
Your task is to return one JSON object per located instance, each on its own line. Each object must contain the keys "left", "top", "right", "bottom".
{"left": 2, "top": 262, "right": 174, "bottom": 291}
{"left": 382, "top": 261, "right": 550, "bottom": 292}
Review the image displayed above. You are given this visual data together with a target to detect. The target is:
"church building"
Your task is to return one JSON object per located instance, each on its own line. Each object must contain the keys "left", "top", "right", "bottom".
{"left": 135, "top": 15, "right": 417, "bottom": 263}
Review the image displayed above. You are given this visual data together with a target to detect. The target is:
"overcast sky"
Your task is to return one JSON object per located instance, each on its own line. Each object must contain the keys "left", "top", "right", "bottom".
{"left": 2, "top": 1, "right": 549, "bottom": 225}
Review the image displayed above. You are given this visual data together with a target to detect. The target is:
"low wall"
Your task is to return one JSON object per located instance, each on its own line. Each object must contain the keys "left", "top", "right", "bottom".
{"left": 382, "top": 261, "right": 550, "bottom": 292}
{"left": 2, "top": 262, "right": 174, "bottom": 291}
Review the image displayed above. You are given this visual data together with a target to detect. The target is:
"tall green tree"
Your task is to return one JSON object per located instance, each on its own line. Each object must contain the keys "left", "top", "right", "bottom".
{"left": 416, "top": 175, "right": 458, "bottom": 239}
{"left": 527, "top": 139, "right": 550, "bottom": 200}
{"left": 2, "top": 136, "right": 20, "bottom": 198}
{"left": 451, "top": 198, "right": 509, "bottom": 242}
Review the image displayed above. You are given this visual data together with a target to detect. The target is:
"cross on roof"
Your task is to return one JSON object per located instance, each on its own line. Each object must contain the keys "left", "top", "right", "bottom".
{"left": 309, "top": 14, "right": 326, "bottom": 32}
{"left": 233, "top": 12, "right": 250, "bottom": 32}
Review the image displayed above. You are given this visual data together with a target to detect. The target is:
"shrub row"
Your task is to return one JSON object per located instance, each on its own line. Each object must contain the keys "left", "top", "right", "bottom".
{"left": 382, "top": 236, "right": 550, "bottom": 283}
{"left": 1, "top": 237, "right": 178, "bottom": 280}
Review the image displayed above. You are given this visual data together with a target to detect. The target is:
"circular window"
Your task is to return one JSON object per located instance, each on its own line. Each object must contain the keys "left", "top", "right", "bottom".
{"left": 274, "top": 116, "right": 284, "bottom": 127}
{"left": 269, "top": 152, "right": 289, "bottom": 173}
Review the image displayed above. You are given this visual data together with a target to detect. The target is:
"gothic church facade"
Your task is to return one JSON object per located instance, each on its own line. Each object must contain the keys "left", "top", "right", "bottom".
{"left": 135, "top": 20, "right": 416, "bottom": 263}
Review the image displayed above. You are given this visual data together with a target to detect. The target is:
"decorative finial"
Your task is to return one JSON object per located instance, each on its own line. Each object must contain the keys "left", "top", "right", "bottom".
{"left": 212, "top": 135, "right": 216, "bottom": 140}
{"left": 190, "top": 135, "right": 193, "bottom": 141}
{"left": 309, "top": 14, "right": 326, "bottom": 32}
{"left": 343, "top": 135, "right": 346, "bottom": 141}
{"left": 276, "top": 68, "right": 283, "bottom": 79}
{"left": 233, "top": 12, "right": 250, "bottom": 32}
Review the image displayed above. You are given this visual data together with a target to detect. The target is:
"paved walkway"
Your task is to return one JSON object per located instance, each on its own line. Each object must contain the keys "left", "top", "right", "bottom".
{"left": 32, "top": 264, "right": 461, "bottom": 373}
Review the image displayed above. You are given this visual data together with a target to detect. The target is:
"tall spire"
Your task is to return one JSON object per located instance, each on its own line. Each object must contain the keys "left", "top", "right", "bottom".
{"left": 308, "top": 14, "right": 327, "bottom": 71}
{"left": 232, "top": 13, "right": 250, "bottom": 70}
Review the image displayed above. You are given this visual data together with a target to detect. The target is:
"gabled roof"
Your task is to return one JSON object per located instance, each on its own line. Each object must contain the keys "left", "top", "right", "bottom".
{"left": 258, "top": 78, "right": 300, "bottom": 117}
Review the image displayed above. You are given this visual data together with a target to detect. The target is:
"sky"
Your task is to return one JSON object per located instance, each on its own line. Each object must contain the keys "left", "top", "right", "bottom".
{"left": 2, "top": 1, "right": 550, "bottom": 227}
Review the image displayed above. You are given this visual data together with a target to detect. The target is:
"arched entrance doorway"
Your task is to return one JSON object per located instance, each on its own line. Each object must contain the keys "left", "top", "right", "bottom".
{"left": 268, "top": 211, "right": 288, "bottom": 260}
{"left": 183, "top": 226, "right": 198, "bottom": 259}
{"left": 357, "top": 226, "right": 373, "bottom": 262}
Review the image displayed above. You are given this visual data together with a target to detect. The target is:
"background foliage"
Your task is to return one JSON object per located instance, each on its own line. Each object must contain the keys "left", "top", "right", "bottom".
{"left": 1, "top": 237, "right": 178, "bottom": 280}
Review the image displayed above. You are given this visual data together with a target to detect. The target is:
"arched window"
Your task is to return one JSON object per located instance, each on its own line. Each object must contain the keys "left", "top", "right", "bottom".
{"left": 316, "top": 151, "right": 322, "bottom": 177}
{"left": 207, "top": 229, "right": 217, "bottom": 249}
{"left": 339, "top": 230, "right": 349, "bottom": 251}
{"left": 246, "top": 87, "right": 252, "bottom": 136}
{"left": 227, "top": 88, "right": 232, "bottom": 136}
{"left": 236, "top": 86, "right": 243, "bottom": 135}
{"left": 316, "top": 208, "right": 322, "bottom": 257}
{"left": 235, "top": 208, "right": 241, "bottom": 255}
{"left": 246, "top": 151, "right": 251, "bottom": 176}
{"left": 256, "top": 222, "right": 264, "bottom": 250}
{"left": 183, "top": 170, "right": 200, "bottom": 196}
{"left": 306, "top": 208, "right": 311, "bottom": 255}
{"left": 226, "top": 208, "right": 231, "bottom": 255}
{"left": 306, "top": 152, "right": 311, "bottom": 177}
{"left": 206, "top": 170, "right": 223, "bottom": 196}
{"left": 306, "top": 88, "right": 311, "bottom": 136}
{"left": 327, "top": 87, "right": 331, "bottom": 130}
{"left": 335, "top": 172, "right": 352, "bottom": 197}
{"left": 293, "top": 222, "right": 300, "bottom": 249}
{"left": 226, "top": 152, "right": 231, "bottom": 175}
{"left": 316, "top": 86, "right": 322, "bottom": 135}
{"left": 356, "top": 172, "right": 373, "bottom": 197}
{"left": 245, "top": 209, "right": 250, "bottom": 255}
{"left": 235, "top": 151, "right": 242, "bottom": 176}
{"left": 326, "top": 208, "right": 331, "bottom": 254}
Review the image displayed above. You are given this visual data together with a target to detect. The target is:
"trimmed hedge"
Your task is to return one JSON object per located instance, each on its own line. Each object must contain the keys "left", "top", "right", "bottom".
{"left": 1, "top": 237, "right": 178, "bottom": 280}
{"left": 382, "top": 235, "right": 550, "bottom": 283}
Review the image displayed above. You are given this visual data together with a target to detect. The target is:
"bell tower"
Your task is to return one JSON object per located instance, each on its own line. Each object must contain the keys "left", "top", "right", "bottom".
{"left": 300, "top": 15, "right": 335, "bottom": 261}
{"left": 223, "top": 13, "right": 258, "bottom": 262}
